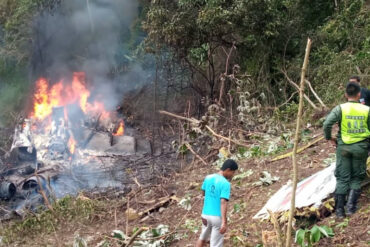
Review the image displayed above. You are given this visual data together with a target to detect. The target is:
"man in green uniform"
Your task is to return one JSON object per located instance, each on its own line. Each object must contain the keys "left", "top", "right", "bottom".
{"left": 323, "top": 82, "right": 369, "bottom": 218}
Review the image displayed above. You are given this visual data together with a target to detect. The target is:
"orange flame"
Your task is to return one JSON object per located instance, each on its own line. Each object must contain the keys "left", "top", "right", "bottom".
{"left": 113, "top": 121, "right": 124, "bottom": 136}
{"left": 33, "top": 78, "right": 53, "bottom": 120}
{"left": 68, "top": 136, "right": 76, "bottom": 154}
{"left": 30, "top": 72, "right": 110, "bottom": 123}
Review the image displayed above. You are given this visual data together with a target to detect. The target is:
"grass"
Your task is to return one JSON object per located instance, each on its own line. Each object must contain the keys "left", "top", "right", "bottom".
{"left": 0, "top": 195, "right": 104, "bottom": 245}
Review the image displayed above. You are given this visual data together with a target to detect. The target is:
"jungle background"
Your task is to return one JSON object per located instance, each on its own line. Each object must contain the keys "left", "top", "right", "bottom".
{"left": 0, "top": 0, "right": 369, "bottom": 246}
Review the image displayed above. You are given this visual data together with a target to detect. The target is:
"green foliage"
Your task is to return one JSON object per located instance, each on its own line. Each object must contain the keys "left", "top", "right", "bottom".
{"left": 143, "top": 0, "right": 337, "bottom": 103}
{"left": 309, "top": 1, "right": 370, "bottom": 106}
{"left": 111, "top": 225, "right": 172, "bottom": 246}
{"left": 335, "top": 218, "right": 349, "bottom": 232}
{"left": 0, "top": 0, "right": 57, "bottom": 61}
{"left": 0, "top": 61, "right": 29, "bottom": 127}
{"left": 0, "top": 195, "right": 101, "bottom": 244}
{"left": 295, "top": 224, "right": 334, "bottom": 247}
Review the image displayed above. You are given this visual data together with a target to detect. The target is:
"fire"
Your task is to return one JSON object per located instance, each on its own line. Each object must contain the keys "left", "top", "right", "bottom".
{"left": 72, "top": 72, "right": 90, "bottom": 113}
{"left": 33, "top": 78, "right": 53, "bottom": 120}
{"left": 113, "top": 121, "right": 124, "bottom": 136}
{"left": 68, "top": 136, "right": 76, "bottom": 154}
{"left": 30, "top": 72, "right": 110, "bottom": 122}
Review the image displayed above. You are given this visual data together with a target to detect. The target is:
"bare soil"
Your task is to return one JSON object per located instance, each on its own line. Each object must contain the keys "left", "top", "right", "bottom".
{"left": 1, "top": 129, "right": 369, "bottom": 247}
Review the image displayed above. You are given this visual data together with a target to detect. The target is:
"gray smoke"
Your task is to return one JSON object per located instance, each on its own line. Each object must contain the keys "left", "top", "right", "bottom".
{"left": 31, "top": 0, "right": 152, "bottom": 110}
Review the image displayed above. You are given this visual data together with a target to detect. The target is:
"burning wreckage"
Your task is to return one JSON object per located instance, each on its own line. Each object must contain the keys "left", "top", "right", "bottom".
{"left": 0, "top": 72, "right": 156, "bottom": 219}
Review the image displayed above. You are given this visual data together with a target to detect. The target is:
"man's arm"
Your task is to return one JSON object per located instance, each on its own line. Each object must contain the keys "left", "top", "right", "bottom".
{"left": 220, "top": 199, "right": 228, "bottom": 234}
{"left": 323, "top": 105, "right": 341, "bottom": 144}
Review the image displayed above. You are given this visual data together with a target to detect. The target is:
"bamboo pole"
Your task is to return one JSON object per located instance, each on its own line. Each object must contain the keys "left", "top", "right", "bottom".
{"left": 285, "top": 38, "right": 312, "bottom": 247}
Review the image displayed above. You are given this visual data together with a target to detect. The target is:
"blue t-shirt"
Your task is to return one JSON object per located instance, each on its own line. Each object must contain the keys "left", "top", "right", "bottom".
{"left": 201, "top": 173, "right": 231, "bottom": 217}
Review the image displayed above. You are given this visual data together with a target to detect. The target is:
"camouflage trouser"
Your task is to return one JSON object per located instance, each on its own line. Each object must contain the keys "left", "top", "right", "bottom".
{"left": 335, "top": 141, "right": 368, "bottom": 195}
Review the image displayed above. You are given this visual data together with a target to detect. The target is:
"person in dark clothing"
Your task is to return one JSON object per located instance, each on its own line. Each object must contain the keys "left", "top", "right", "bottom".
{"left": 323, "top": 82, "right": 369, "bottom": 218}
{"left": 349, "top": 75, "right": 370, "bottom": 106}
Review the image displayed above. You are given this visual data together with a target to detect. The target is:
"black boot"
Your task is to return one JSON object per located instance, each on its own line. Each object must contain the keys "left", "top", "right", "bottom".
{"left": 335, "top": 194, "right": 346, "bottom": 218}
{"left": 346, "top": 189, "right": 361, "bottom": 216}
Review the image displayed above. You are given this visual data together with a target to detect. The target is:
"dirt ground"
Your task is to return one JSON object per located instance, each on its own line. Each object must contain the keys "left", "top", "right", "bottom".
{"left": 90, "top": 130, "right": 369, "bottom": 247}
{"left": 1, "top": 129, "right": 369, "bottom": 246}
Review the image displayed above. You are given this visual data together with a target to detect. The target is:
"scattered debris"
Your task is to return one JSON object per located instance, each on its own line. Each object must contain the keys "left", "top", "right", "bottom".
{"left": 232, "top": 169, "right": 254, "bottom": 181}
{"left": 178, "top": 195, "right": 192, "bottom": 211}
{"left": 254, "top": 163, "right": 336, "bottom": 219}
{"left": 253, "top": 171, "right": 280, "bottom": 186}
{"left": 112, "top": 225, "right": 170, "bottom": 247}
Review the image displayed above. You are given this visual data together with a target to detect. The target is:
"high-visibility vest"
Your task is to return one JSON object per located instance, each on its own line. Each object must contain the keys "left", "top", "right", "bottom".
{"left": 340, "top": 102, "right": 370, "bottom": 144}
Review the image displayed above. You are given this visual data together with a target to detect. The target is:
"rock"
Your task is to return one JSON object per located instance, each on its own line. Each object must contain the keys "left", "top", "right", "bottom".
{"left": 106, "top": 135, "right": 136, "bottom": 155}
{"left": 84, "top": 132, "right": 111, "bottom": 151}
{"left": 85, "top": 131, "right": 136, "bottom": 155}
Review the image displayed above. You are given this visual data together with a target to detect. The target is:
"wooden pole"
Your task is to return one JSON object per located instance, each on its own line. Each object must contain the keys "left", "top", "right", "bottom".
{"left": 285, "top": 38, "right": 312, "bottom": 247}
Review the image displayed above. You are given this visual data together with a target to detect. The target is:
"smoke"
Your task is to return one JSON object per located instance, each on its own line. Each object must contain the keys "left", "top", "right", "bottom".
{"left": 30, "top": 0, "right": 152, "bottom": 110}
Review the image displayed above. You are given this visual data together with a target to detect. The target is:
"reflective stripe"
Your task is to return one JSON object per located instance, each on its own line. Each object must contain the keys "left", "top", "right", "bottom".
{"left": 340, "top": 102, "right": 370, "bottom": 144}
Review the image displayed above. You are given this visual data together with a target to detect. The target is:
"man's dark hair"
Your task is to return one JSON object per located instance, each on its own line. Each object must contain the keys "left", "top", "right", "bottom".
{"left": 346, "top": 82, "right": 361, "bottom": 97}
{"left": 221, "top": 159, "right": 238, "bottom": 171}
{"left": 350, "top": 75, "right": 361, "bottom": 83}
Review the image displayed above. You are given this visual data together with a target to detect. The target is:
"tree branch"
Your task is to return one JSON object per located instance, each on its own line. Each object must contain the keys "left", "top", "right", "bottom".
{"left": 280, "top": 69, "right": 318, "bottom": 110}
{"left": 305, "top": 79, "right": 327, "bottom": 109}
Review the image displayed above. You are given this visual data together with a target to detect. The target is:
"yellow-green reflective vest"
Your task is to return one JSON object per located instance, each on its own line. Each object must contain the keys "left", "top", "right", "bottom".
{"left": 340, "top": 102, "right": 370, "bottom": 144}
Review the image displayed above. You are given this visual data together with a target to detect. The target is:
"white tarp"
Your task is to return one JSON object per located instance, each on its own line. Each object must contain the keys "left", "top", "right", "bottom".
{"left": 253, "top": 163, "right": 336, "bottom": 219}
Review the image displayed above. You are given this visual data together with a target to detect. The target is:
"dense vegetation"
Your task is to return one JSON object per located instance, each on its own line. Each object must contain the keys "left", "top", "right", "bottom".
{"left": 0, "top": 0, "right": 369, "bottom": 125}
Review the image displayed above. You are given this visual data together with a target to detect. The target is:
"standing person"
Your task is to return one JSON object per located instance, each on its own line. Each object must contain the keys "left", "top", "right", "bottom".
{"left": 196, "top": 159, "right": 238, "bottom": 247}
{"left": 349, "top": 75, "right": 370, "bottom": 106}
{"left": 323, "top": 82, "right": 370, "bottom": 218}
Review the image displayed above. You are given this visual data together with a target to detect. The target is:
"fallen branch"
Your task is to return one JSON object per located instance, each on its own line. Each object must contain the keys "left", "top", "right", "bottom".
{"left": 137, "top": 195, "right": 174, "bottom": 205}
{"left": 305, "top": 79, "right": 327, "bottom": 109}
{"left": 184, "top": 142, "right": 207, "bottom": 165}
{"left": 159, "top": 110, "right": 250, "bottom": 148}
{"left": 280, "top": 69, "right": 318, "bottom": 110}
{"left": 138, "top": 195, "right": 178, "bottom": 217}
{"left": 159, "top": 110, "right": 198, "bottom": 123}
{"left": 270, "top": 136, "right": 324, "bottom": 162}
{"left": 205, "top": 125, "right": 250, "bottom": 147}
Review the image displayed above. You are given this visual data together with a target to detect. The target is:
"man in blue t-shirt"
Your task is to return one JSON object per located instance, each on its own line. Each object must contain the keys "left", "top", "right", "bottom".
{"left": 196, "top": 159, "right": 238, "bottom": 247}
